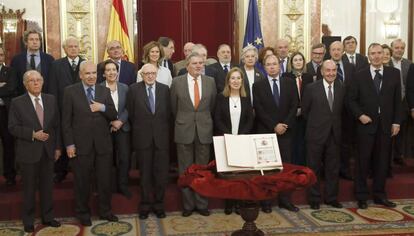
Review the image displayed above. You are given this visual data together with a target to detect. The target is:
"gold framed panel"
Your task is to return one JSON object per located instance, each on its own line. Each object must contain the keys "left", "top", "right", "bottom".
{"left": 59, "top": 0, "right": 97, "bottom": 62}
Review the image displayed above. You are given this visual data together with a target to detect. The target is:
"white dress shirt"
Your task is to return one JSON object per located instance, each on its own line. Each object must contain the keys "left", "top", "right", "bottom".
{"left": 28, "top": 92, "right": 44, "bottom": 110}
{"left": 323, "top": 79, "right": 334, "bottom": 102}
{"left": 229, "top": 96, "right": 241, "bottom": 135}
{"left": 187, "top": 74, "right": 202, "bottom": 107}
{"left": 106, "top": 82, "right": 119, "bottom": 112}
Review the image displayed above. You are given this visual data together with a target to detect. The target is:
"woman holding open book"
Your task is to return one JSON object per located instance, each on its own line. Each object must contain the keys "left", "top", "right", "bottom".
{"left": 214, "top": 67, "right": 254, "bottom": 214}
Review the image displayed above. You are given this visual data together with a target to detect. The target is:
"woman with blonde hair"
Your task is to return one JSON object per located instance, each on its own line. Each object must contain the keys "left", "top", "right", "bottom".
{"left": 214, "top": 67, "right": 254, "bottom": 214}
{"left": 137, "top": 41, "right": 172, "bottom": 87}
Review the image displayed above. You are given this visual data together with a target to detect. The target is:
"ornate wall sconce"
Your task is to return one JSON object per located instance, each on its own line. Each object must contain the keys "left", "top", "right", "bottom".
{"left": 284, "top": 0, "right": 303, "bottom": 53}
{"left": 384, "top": 14, "right": 400, "bottom": 39}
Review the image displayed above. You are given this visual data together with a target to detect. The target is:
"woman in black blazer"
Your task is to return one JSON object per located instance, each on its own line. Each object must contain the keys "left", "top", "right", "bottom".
{"left": 283, "top": 52, "right": 313, "bottom": 167}
{"left": 214, "top": 67, "right": 254, "bottom": 214}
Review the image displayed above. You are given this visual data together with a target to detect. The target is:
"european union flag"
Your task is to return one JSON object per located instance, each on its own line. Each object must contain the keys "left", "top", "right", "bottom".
{"left": 243, "top": 0, "right": 264, "bottom": 49}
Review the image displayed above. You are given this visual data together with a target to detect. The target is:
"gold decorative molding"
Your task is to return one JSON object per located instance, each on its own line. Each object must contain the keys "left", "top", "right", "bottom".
{"left": 60, "top": 0, "right": 97, "bottom": 62}
{"left": 278, "top": 0, "right": 311, "bottom": 57}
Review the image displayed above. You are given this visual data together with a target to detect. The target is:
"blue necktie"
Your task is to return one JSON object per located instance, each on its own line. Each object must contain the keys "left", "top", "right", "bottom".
{"left": 336, "top": 63, "right": 344, "bottom": 82}
{"left": 148, "top": 85, "right": 155, "bottom": 114}
{"left": 280, "top": 59, "right": 285, "bottom": 75}
{"left": 86, "top": 87, "right": 94, "bottom": 104}
{"left": 223, "top": 65, "right": 228, "bottom": 74}
{"left": 272, "top": 79, "right": 280, "bottom": 106}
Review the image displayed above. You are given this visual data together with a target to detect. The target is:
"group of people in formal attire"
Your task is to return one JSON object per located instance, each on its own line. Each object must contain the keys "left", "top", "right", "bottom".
{"left": 0, "top": 30, "right": 413, "bottom": 233}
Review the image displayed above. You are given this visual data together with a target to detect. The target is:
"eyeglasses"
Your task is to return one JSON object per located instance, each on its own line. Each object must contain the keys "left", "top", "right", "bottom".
{"left": 142, "top": 72, "right": 156, "bottom": 77}
{"left": 312, "top": 52, "right": 325, "bottom": 55}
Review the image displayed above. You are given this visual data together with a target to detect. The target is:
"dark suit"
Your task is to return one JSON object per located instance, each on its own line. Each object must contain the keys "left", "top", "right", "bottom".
{"left": 253, "top": 75, "right": 298, "bottom": 207}
{"left": 240, "top": 66, "right": 265, "bottom": 103}
{"left": 0, "top": 65, "right": 17, "bottom": 181}
{"left": 305, "top": 61, "right": 319, "bottom": 81}
{"left": 284, "top": 72, "right": 313, "bottom": 166}
{"left": 97, "top": 60, "right": 137, "bottom": 86}
{"left": 62, "top": 82, "right": 117, "bottom": 220}
{"left": 206, "top": 62, "right": 238, "bottom": 93}
{"left": 161, "top": 59, "right": 174, "bottom": 77}
{"left": 171, "top": 74, "right": 216, "bottom": 211}
{"left": 128, "top": 81, "right": 171, "bottom": 211}
{"left": 318, "top": 61, "right": 356, "bottom": 177}
{"left": 406, "top": 64, "right": 414, "bottom": 110}
{"left": 348, "top": 66, "right": 402, "bottom": 201}
{"left": 8, "top": 93, "right": 60, "bottom": 226}
{"left": 48, "top": 56, "right": 84, "bottom": 178}
{"left": 214, "top": 94, "right": 254, "bottom": 135}
{"left": 10, "top": 51, "right": 54, "bottom": 94}
{"left": 302, "top": 79, "right": 345, "bottom": 203}
{"left": 342, "top": 53, "right": 369, "bottom": 72}
{"left": 390, "top": 58, "right": 412, "bottom": 161}
{"left": 101, "top": 81, "right": 131, "bottom": 192}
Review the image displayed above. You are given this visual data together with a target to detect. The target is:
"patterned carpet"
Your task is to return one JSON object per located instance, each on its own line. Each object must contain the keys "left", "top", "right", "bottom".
{"left": 1, "top": 200, "right": 414, "bottom": 236}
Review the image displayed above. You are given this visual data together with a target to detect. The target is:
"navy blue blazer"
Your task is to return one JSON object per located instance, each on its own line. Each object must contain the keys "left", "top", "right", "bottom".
{"left": 97, "top": 60, "right": 137, "bottom": 86}
{"left": 10, "top": 51, "right": 55, "bottom": 95}
{"left": 100, "top": 81, "right": 130, "bottom": 132}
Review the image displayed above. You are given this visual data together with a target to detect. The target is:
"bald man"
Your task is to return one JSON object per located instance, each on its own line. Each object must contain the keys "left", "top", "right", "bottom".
{"left": 174, "top": 42, "right": 195, "bottom": 76}
{"left": 302, "top": 60, "right": 345, "bottom": 209}
{"left": 128, "top": 63, "right": 171, "bottom": 219}
{"left": 275, "top": 38, "right": 291, "bottom": 75}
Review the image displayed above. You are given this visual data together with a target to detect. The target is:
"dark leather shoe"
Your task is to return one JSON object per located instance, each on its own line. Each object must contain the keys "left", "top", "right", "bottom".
{"left": 42, "top": 219, "right": 61, "bottom": 227}
{"left": 182, "top": 210, "right": 193, "bottom": 217}
{"left": 54, "top": 173, "right": 67, "bottom": 183}
{"left": 139, "top": 211, "right": 149, "bottom": 220}
{"left": 325, "top": 201, "right": 343, "bottom": 208}
{"left": 24, "top": 225, "right": 34, "bottom": 233}
{"left": 358, "top": 200, "right": 368, "bottom": 209}
{"left": 79, "top": 218, "right": 92, "bottom": 226}
{"left": 224, "top": 207, "right": 233, "bottom": 215}
{"left": 197, "top": 209, "right": 210, "bottom": 216}
{"left": 279, "top": 202, "right": 299, "bottom": 212}
{"left": 374, "top": 199, "right": 396, "bottom": 208}
{"left": 5, "top": 178, "right": 16, "bottom": 186}
{"left": 100, "top": 214, "right": 118, "bottom": 222}
{"left": 261, "top": 205, "right": 272, "bottom": 213}
{"left": 310, "top": 202, "right": 320, "bottom": 210}
{"left": 154, "top": 210, "right": 166, "bottom": 218}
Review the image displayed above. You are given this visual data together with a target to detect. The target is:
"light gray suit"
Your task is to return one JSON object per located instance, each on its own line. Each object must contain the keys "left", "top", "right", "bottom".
{"left": 170, "top": 74, "right": 216, "bottom": 211}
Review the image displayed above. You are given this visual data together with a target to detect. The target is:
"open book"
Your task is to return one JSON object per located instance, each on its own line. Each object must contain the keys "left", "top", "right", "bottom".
{"left": 214, "top": 134, "right": 283, "bottom": 173}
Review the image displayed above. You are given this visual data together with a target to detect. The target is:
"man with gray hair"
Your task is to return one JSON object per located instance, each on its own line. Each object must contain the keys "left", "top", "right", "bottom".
{"left": 174, "top": 42, "right": 194, "bottom": 76}
{"left": 306, "top": 43, "right": 326, "bottom": 80}
{"left": 97, "top": 40, "right": 136, "bottom": 85}
{"left": 171, "top": 52, "right": 216, "bottom": 217}
{"left": 9, "top": 70, "right": 61, "bottom": 232}
{"left": 48, "top": 36, "right": 85, "bottom": 183}
{"left": 206, "top": 44, "right": 238, "bottom": 93}
{"left": 62, "top": 61, "right": 118, "bottom": 226}
{"left": 390, "top": 38, "right": 412, "bottom": 166}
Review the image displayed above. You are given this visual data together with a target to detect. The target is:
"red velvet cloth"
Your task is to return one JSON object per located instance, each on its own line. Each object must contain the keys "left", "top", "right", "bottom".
{"left": 178, "top": 161, "right": 316, "bottom": 201}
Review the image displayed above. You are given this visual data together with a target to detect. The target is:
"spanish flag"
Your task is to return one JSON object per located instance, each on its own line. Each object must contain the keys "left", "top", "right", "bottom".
{"left": 104, "top": 0, "right": 134, "bottom": 62}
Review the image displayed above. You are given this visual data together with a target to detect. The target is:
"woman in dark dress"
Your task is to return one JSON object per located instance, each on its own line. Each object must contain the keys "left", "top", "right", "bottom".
{"left": 214, "top": 67, "right": 254, "bottom": 214}
{"left": 283, "top": 52, "right": 313, "bottom": 166}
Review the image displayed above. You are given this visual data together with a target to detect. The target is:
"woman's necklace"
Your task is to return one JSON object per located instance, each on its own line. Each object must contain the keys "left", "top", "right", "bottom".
{"left": 230, "top": 96, "right": 240, "bottom": 108}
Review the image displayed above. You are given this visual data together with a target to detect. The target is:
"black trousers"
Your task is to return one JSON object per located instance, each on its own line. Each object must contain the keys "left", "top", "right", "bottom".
{"left": 137, "top": 140, "right": 169, "bottom": 211}
{"left": 355, "top": 123, "right": 391, "bottom": 201}
{"left": 0, "top": 105, "right": 15, "bottom": 180}
{"left": 20, "top": 151, "right": 54, "bottom": 226}
{"left": 112, "top": 129, "right": 131, "bottom": 190}
{"left": 70, "top": 149, "right": 112, "bottom": 220}
{"left": 306, "top": 130, "right": 340, "bottom": 203}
